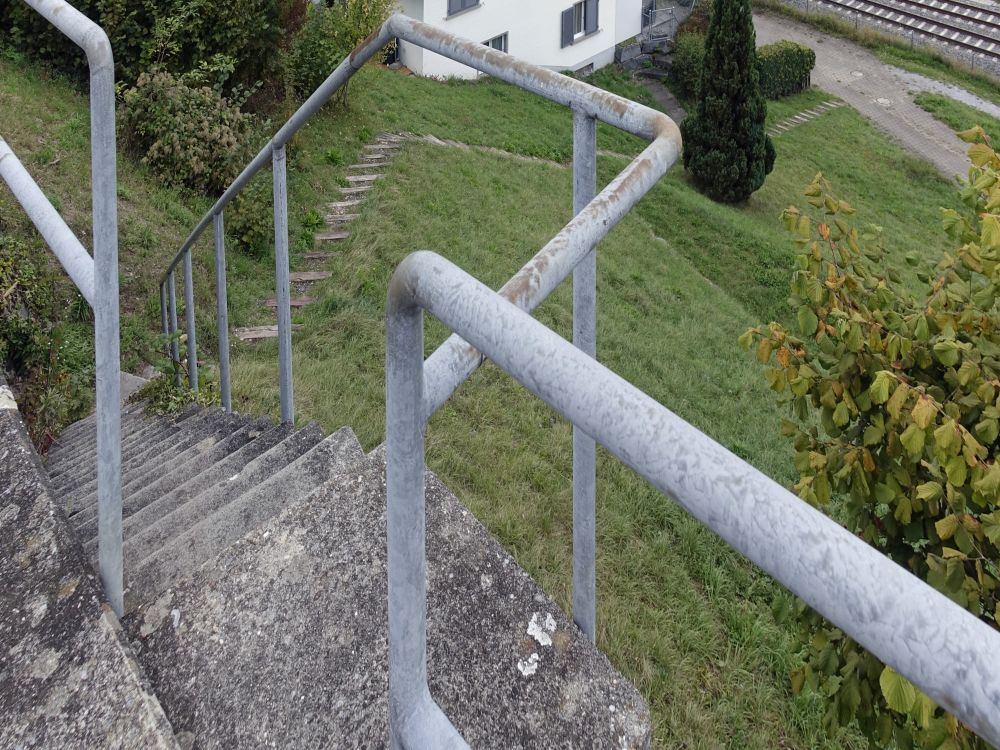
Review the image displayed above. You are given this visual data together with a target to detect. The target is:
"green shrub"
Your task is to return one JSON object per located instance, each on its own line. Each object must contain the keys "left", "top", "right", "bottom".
{"left": 121, "top": 71, "right": 258, "bottom": 194}
{"left": 669, "top": 32, "right": 705, "bottom": 102}
{"left": 285, "top": 0, "right": 396, "bottom": 98}
{"left": 226, "top": 175, "right": 273, "bottom": 259}
{"left": 742, "top": 136, "right": 1000, "bottom": 748}
{"left": 680, "top": 0, "right": 774, "bottom": 203}
{"left": 0, "top": 0, "right": 101, "bottom": 79}
{"left": 756, "top": 40, "right": 815, "bottom": 99}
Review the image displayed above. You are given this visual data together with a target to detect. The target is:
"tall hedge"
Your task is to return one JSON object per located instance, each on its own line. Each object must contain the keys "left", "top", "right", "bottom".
{"left": 756, "top": 41, "right": 816, "bottom": 99}
{"left": 679, "top": 0, "right": 774, "bottom": 203}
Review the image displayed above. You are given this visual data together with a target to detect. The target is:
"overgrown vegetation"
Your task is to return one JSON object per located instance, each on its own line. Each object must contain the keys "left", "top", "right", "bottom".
{"left": 681, "top": 0, "right": 775, "bottom": 202}
{"left": 914, "top": 92, "right": 1000, "bottom": 148}
{"left": 668, "top": 32, "right": 705, "bottom": 102}
{"left": 743, "top": 136, "right": 1000, "bottom": 748}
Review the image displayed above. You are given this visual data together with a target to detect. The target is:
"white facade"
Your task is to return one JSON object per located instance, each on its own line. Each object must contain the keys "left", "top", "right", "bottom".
{"left": 397, "top": 0, "right": 644, "bottom": 79}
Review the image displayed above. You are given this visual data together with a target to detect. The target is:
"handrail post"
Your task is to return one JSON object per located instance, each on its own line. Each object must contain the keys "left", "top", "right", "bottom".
{"left": 183, "top": 249, "right": 198, "bottom": 393}
{"left": 571, "top": 107, "right": 598, "bottom": 642}
{"left": 168, "top": 270, "right": 181, "bottom": 387}
{"left": 214, "top": 212, "right": 232, "bottom": 412}
{"left": 272, "top": 144, "right": 294, "bottom": 424}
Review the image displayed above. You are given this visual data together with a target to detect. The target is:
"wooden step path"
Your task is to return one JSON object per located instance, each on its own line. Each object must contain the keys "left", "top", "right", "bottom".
{"left": 242, "top": 133, "right": 403, "bottom": 343}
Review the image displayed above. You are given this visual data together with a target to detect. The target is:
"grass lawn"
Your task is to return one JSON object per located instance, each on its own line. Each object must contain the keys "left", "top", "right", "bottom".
{"left": 914, "top": 91, "right": 1000, "bottom": 146}
{"left": 1, "top": 46, "right": 966, "bottom": 747}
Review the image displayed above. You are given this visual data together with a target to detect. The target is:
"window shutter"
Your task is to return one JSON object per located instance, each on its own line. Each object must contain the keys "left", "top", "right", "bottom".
{"left": 561, "top": 7, "right": 575, "bottom": 48}
{"left": 448, "top": 0, "right": 462, "bottom": 15}
{"left": 584, "top": 0, "right": 598, "bottom": 34}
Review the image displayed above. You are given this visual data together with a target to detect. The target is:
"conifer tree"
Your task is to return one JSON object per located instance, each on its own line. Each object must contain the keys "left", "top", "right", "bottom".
{"left": 680, "top": 0, "right": 775, "bottom": 203}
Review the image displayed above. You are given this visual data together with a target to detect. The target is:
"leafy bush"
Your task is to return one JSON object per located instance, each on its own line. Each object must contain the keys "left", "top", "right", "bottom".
{"left": 678, "top": 0, "right": 713, "bottom": 33}
{"left": 0, "top": 0, "right": 101, "bottom": 80}
{"left": 742, "top": 134, "right": 1000, "bottom": 748}
{"left": 680, "top": 0, "right": 774, "bottom": 203}
{"left": 756, "top": 41, "right": 815, "bottom": 99}
{"left": 285, "top": 0, "right": 395, "bottom": 98}
{"left": 121, "top": 71, "right": 258, "bottom": 194}
{"left": 669, "top": 32, "right": 705, "bottom": 102}
{"left": 226, "top": 175, "right": 273, "bottom": 259}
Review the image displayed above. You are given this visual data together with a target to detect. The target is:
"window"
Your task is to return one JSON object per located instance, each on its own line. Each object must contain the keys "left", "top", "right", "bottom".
{"left": 560, "top": 0, "right": 598, "bottom": 48}
{"left": 483, "top": 33, "right": 508, "bottom": 53}
{"left": 447, "top": 0, "right": 479, "bottom": 16}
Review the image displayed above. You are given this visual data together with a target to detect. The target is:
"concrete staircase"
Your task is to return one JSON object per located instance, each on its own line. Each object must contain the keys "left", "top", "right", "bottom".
{"left": 35, "top": 401, "right": 651, "bottom": 747}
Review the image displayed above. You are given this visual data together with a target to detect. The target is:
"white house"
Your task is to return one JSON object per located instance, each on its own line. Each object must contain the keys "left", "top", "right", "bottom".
{"left": 396, "top": 0, "right": 646, "bottom": 78}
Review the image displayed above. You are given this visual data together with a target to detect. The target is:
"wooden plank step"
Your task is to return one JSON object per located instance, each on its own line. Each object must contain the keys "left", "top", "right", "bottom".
{"left": 345, "top": 174, "right": 383, "bottom": 183}
{"left": 348, "top": 162, "right": 387, "bottom": 170}
{"left": 263, "top": 297, "right": 317, "bottom": 308}
{"left": 326, "top": 200, "right": 362, "bottom": 210}
{"left": 303, "top": 251, "right": 339, "bottom": 260}
{"left": 340, "top": 186, "right": 372, "bottom": 195}
{"left": 325, "top": 213, "right": 359, "bottom": 224}
{"left": 315, "top": 230, "right": 350, "bottom": 241}
{"left": 234, "top": 325, "right": 304, "bottom": 342}
{"left": 289, "top": 271, "right": 333, "bottom": 282}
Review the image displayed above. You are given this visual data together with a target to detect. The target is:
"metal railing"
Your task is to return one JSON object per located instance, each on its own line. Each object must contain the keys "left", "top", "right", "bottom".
{"left": 1, "top": 0, "right": 122, "bottom": 616}
{"left": 385, "top": 251, "right": 1000, "bottom": 748}
{"left": 642, "top": 0, "right": 680, "bottom": 43}
{"left": 159, "top": 13, "right": 682, "bottom": 643}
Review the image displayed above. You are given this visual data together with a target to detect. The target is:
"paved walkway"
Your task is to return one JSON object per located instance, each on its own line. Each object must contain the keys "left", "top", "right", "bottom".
{"left": 754, "top": 12, "right": 977, "bottom": 178}
{"left": 639, "top": 78, "right": 688, "bottom": 123}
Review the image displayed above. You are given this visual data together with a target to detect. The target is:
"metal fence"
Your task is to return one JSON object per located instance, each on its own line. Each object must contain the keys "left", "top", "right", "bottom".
{"left": 385, "top": 250, "right": 1000, "bottom": 748}
{"left": 1, "top": 0, "right": 123, "bottom": 617}
{"left": 160, "top": 13, "right": 682, "bottom": 645}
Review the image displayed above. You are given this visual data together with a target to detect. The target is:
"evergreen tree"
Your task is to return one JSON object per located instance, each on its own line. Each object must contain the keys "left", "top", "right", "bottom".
{"left": 680, "top": 0, "right": 775, "bottom": 203}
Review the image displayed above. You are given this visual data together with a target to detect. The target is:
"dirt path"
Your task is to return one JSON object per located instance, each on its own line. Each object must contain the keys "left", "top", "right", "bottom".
{"left": 754, "top": 12, "right": 972, "bottom": 178}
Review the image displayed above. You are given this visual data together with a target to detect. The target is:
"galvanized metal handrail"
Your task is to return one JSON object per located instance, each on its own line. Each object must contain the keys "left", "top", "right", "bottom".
{"left": 158, "top": 12, "right": 680, "bottom": 644}
{"left": 386, "top": 250, "right": 1000, "bottom": 749}
{"left": 2, "top": 0, "right": 122, "bottom": 617}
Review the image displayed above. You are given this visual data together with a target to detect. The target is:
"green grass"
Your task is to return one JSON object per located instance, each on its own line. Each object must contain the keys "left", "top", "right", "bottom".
{"left": 753, "top": 0, "right": 1000, "bottom": 108}
{"left": 1, "top": 46, "right": 965, "bottom": 747}
{"left": 914, "top": 91, "right": 1000, "bottom": 145}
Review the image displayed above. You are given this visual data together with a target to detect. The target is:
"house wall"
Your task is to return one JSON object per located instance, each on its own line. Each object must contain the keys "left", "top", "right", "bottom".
{"left": 398, "top": 0, "right": 641, "bottom": 79}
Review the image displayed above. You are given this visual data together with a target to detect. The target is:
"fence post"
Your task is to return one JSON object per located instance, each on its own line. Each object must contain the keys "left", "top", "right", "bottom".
{"left": 572, "top": 107, "right": 598, "bottom": 643}
{"left": 183, "top": 249, "right": 198, "bottom": 393}
{"left": 214, "top": 212, "right": 232, "bottom": 412}
{"left": 168, "top": 271, "right": 181, "bottom": 387}
{"left": 272, "top": 145, "right": 294, "bottom": 424}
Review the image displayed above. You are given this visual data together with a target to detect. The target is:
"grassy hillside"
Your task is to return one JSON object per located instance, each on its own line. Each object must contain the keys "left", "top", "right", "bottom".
{"left": 0, "top": 45, "right": 965, "bottom": 747}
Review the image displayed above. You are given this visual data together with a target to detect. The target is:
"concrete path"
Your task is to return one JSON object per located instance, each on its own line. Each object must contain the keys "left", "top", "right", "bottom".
{"left": 754, "top": 11, "right": 975, "bottom": 178}
{"left": 639, "top": 78, "right": 688, "bottom": 123}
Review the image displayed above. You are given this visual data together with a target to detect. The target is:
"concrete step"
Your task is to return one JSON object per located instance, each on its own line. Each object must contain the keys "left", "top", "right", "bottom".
{"left": 47, "top": 400, "right": 149, "bottom": 461}
{"left": 50, "top": 405, "right": 200, "bottom": 480}
{"left": 49, "top": 408, "right": 171, "bottom": 475}
{"left": 364, "top": 143, "right": 400, "bottom": 151}
{"left": 348, "top": 162, "right": 386, "bottom": 170}
{"left": 233, "top": 325, "right": 305, "bottom": 342}
{"left": 289, "top": 271, "right": 333, "bottom": 282}
{"left": 72, "top": 418, "right": 276, "bottom": 542}
{"left": 123, "top": 460, "right": 649, "bottom": 748}
{"left": 78, "top": 423, "right": 296, "bottom": 547}
{"left": 117, "top": 423, "right": 328, "bottom": 574}
{"left": 263, "top": 297, "right": 316, "bottom": 308}
{"left": 302, "top": 251, "right": 339, "bottom": 261}
{"left": 339, "top": 185, "right": 372, "bottom": 196}
{"left": 70, "top": 411, "right": 251, "bottom": 517}
{"left": 324, "top": 213, "right": 359, "bottom": 223}
{"left": 345, "top": 174, "right": 383, "bottom": 183}
{"left": 123, "top": 426, "right": 364, "bottom": 611}
{"left": 55, "top": 408, "right": 217, "bottom": 505}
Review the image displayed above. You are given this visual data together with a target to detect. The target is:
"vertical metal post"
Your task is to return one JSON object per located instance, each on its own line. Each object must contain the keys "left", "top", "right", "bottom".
{"left": 168, "top": 270, "right": 181, "bottom": 387}
{"left": 214, "top": 212, "right": 232, "bottom": 412}
{"left": 86, "top": 25, "right": 123, "bottom": 618}
{"left": 159, "top": 282, "right": 169, "bottom": 357}
{"left": 572, "top": 108, "right": 597, "bottom": 642}
{"left": 183, "top": 249, "right": 198, "bottom": 393}
{"left": 272, "top": 145, "right": 294, "bottom": 424}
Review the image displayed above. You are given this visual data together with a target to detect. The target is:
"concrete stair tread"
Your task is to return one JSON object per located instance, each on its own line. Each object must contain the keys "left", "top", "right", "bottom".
{"left": 122, "top": 425, "right": 366, "bottom": 612}
{"left": 314, "top": 230, "right": 350, "bottom": 242}
{"left": 324, "top": 213, "right": 359, "bottom": 223}
{"left": 77, "top": 422, "right": 294, "bottom": 546}
{"left": 339, "top": 186, "right": 372, "bottom": 195}
{"left": 289, "top": 271, "right": 333, "bottom": 282}
{"left": 302, "top": 251, "right": 339, "bottom": 261}
{"left": 122, "top": 460, "right": 649, "bottom": 748}
{"left": 326, "top": 200, "right": 362, "bottom": 210}
{"left": 345, "top": 174, "right": 383, "bottom": 182}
